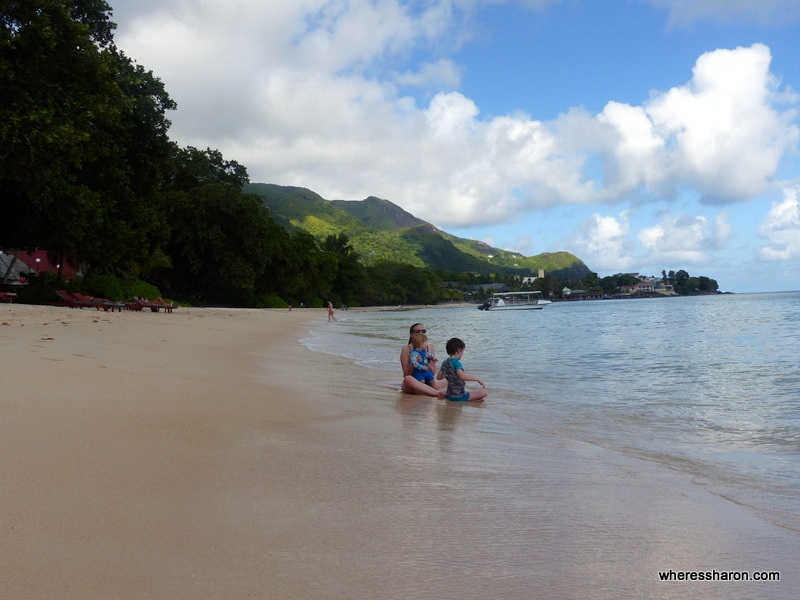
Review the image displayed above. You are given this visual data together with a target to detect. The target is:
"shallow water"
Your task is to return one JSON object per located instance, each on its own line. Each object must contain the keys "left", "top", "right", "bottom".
{"left": 301, "top": 293, "right": 800, "bottom": 598}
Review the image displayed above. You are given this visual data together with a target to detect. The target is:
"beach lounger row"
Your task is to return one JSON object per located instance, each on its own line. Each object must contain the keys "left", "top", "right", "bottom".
{"left": 55, "top": 290, "right": 126, "bottom": 311}
{"left": 126, "top": 297, "right": 177, "bottom": 313}
{"left": 54, "top": 291, "right": 177, "bottom": 313}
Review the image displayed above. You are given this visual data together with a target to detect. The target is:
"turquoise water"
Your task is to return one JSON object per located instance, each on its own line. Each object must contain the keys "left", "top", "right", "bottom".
{"left": 303, "top": 292, "right": 800, "bottom": 533}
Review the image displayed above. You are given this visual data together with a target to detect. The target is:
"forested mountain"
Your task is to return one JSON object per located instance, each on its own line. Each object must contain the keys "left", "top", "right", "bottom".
{"left": 246, "top": 183, "right": 591, "bottom": 280}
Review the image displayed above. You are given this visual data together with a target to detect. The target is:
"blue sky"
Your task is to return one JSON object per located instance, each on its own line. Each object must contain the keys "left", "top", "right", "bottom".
{"left": 111, "top": 0, "right": 800, "bottom": 292}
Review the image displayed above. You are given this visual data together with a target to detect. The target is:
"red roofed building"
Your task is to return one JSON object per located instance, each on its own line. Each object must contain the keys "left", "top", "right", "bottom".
{"left": 1, "top": 250, "right": 80, "bottom": 284}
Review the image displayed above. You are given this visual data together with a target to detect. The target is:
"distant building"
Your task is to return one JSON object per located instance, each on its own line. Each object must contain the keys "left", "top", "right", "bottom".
{"left": 654, "top": 282, "right": 676, "bottom": 295}
{"left": 521, "top": 269, "right": 545, "bottom": 285}
{"left": 0, "top": 250, "right": 80, "bottom": 284}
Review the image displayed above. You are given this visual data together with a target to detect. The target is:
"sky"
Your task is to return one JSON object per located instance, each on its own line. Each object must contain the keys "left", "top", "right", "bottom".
{"left": 109, "top": 0, "right": 800, "bottom": 293}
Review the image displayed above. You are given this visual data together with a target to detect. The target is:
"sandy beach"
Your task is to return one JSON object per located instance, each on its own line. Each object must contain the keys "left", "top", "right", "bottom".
{"left": 1, "top": 304, "right": 349, "bottom": 598}
{"left": 2, "top": 303, "right": 797, "bottom": 599}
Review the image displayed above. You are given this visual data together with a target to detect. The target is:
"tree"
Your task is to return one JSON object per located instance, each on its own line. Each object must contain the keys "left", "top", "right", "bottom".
{"left": 165, "top": 146, "right": 249, "bottom": 192}
{"left": 673, "top": 269, "right": 691, "bottom": 294}
{"left": 160, "top": 146, "right": 311, "bottom": 305}
{"left": 277, "top": 231, "right": 336, "bottom": 305}
{"left": 321, "top": 233, "right": 366, "bottom": 306}
{"left": 697, "top": 276, "right": 718, "bottom": 292}
{"left": 0, "top": 0, "right": 175, "bottom": 274}
{"left": 582, "top": 272, "right": 601, "bottom": 291}
{"left": 599, "top": 273, "right": 641, "bottom": 295}
{"left": 77, "top": 53, "right": 176, "bottom": 275}
{"left": 362, "top": 263, "right": 445, "bottom": 305}
{"left": 164, "top": 183, "right": 284, "bottom": 303}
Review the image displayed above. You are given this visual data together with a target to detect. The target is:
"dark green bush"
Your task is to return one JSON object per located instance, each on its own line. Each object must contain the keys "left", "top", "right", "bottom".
{"left": 85, "top": 275, "right": 124, "bottom": 301}
{"left": 252, "top": 293, "right": 288, "bottom": 308}
{"left": 14, "top": 272, "right": 60, "bottom": 305}
{"left": 122, "top": 280, "right": 161, "bottom": 301}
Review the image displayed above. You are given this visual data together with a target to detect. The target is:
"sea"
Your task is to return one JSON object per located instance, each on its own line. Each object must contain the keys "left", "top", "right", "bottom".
{"left": 300, "top": 292, "right": 800, "bottom": 597}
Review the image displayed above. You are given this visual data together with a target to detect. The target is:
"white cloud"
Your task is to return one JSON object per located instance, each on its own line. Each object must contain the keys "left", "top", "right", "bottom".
{"left": 393, "top": 59, "right": 461, "bottom": 89}
{"left": 638, "top": 211, "right": 732, "bottom": 263}
{"left": 591, "top": 45, "right": 798, "bottom": 205}
{"left": 567, "top": 209, "right": 734, "bottom": 273}
{"left": 596, "top": 102, "right": 666, "bottom": 197}
{"left": 113, "top": 3, "right": 800, "bottom": 231}
{"left": 758, "top": 186, "right": 800, "bottom": 260}
{"left": 292, "top": 0, "right": 423, "bottom": 70}
{"left": 569, "top": 213, "right": 636, "bottom": 271}
{"left": 644, "top": 44, "right": 798, "bottom": 203}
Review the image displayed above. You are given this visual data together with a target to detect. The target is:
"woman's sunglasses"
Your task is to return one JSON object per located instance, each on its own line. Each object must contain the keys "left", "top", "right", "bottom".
{"left": 413, "top": 329, "right": 427, "bottom": 334}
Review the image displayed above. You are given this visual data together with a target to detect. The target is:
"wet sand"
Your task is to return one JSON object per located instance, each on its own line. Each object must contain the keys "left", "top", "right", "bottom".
{"left": 1, "top": 304, "right": 797, "bottom": 599}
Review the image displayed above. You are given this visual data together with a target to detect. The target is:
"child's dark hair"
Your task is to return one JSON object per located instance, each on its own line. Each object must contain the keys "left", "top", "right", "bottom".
{"left": 445, "top": 337, "right": 465, "bottom": 355}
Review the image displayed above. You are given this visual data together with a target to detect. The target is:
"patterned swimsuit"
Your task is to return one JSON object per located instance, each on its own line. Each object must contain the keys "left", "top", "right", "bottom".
{"left": 410, "top": 347, "right": 434, "bottom": 383}
{"left": 440, "top": 357, "right": 468, "bottom": 401}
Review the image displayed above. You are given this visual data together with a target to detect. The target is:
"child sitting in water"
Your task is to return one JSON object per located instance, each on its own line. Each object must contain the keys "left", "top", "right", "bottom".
{"left": 409, "top": 331, "right": 437, "bottom": 387}
{"left": 437, "top": 337, "right": 488, "bottom": 402}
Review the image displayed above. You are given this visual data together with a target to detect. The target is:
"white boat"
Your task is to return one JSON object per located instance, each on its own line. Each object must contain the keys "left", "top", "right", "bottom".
{"left": 477, "top": 291, "right": 552, "bottom": 311}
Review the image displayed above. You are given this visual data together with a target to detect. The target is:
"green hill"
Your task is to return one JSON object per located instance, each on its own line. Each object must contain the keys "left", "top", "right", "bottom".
{"left": 331, "top": 196, "right": 425, "bottom": 230}
{"left": 246, "top": 183, "right": 592, "bottom": 279}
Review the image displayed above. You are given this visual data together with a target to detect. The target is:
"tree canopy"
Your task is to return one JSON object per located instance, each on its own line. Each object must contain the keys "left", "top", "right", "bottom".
{"left": 1, "top": 0, "right": 176, "bottom": 276}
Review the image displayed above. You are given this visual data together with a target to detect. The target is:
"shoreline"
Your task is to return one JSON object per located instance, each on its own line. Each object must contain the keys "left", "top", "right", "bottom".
{"left": 1, "top": 304, "right": 797, "bottom": 599}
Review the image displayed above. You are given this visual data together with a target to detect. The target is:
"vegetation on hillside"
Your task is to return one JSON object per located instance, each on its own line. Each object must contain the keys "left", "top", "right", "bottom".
{"left": 248, "top": 184, "right": 593, "bottom": 279}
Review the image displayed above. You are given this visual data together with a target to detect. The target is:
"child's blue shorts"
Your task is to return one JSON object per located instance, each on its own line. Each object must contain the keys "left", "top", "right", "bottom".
{"left": 413, "top": 371, "right": 435, "bottom": 384}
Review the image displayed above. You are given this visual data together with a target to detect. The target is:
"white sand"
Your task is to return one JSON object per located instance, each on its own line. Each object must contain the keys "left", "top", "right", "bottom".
{"left": 1, "top": 304, "right": 796, "bottom": 599}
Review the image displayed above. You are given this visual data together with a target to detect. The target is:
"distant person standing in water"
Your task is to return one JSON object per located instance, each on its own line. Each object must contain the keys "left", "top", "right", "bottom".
{"left": 327, "top": 301, "right": 337, "bottom": 322}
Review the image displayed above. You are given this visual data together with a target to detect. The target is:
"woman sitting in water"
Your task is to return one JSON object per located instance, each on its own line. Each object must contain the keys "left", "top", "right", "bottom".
{"left": 400, "top": 323, "right": 447, "bottom": 397}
